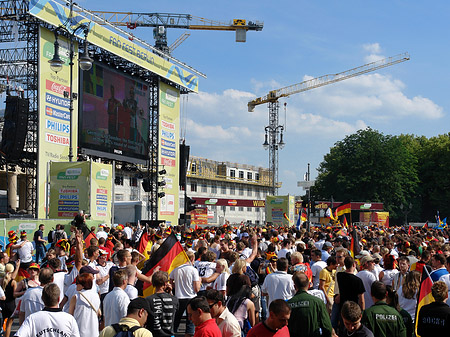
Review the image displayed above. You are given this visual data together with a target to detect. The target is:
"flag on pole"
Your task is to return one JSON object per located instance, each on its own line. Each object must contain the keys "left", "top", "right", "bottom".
{"left": 140, "top": 232, "right": 189, "bottom": 297}
{"left": 349, "top": 229, "right": 360, "bottom": 258}
{"left": 408, "top": 225, "right": 412, "bottom": 236}
{"left": 137, "top": 229, "right": 153, "bottom": 261}
{"left": 336, "top": 202, "right": 351, "bottom": 217}
{"left": 415, "top": 267, "right": 434, "bottom": 337}
{"left": 342, "top": 215, "right": 349, "bottom": 228}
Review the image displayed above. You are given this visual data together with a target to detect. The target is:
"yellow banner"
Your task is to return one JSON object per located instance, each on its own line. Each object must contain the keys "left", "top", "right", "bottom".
{"left": 158, "top": 81, "right": 180, "bottom": 226}
{"left": 38, "top": 26, "right": 78, "bottom": 218}
{"left": 29, "top": 0, "right": 198, "bottom": 92}
{"left": 90, "top": 162, "right": 113, "bottom": 223}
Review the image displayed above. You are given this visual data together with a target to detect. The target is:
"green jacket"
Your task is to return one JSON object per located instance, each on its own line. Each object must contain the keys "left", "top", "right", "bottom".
{"left": 362, "top": 301, "right": 407, "bottom": 337}
{"left": 287, "top": 290, "right": 332, "bottom": 337}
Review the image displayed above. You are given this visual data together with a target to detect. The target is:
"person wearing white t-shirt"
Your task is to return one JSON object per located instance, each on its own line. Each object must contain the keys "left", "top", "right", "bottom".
{"left": 15, "top": 283, "right": 80, "bottom": 337}
{"left": 103, "top": 269, "right": 130, "bottom": 327}
{"left": 196, "top": 251, "right": 217, "bottom": 291}
{"left": 15, "top": 232, "right": 34, "bottom": 269}
{"left": 261, "top": 257, "right": 295, "bottom": 306}
{"left": 310, "top": 249, "right": 327, "bottom": 289}
{"left": 19, "top": 267, "right": 54, "bottom": 324}
{"left": 356, "top": 255, "right": 378, "bottom": 309}
{"left": 170, "top": 251, "right": 200, "bottom": 337}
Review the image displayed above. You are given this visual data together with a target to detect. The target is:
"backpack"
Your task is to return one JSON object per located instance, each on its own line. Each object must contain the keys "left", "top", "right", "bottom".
{"left": 47, "top": 230, "right": 54, "bottom": 244}
{"left": 245, "top": 265, "right": 259, "bottom": 287}
{"left": 112, "top": 324, "right": 143, "bottom": 337}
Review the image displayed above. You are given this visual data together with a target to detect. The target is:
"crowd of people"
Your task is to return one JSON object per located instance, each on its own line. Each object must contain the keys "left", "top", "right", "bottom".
{"left": 2, "top": 220, "right": 450, "bottom": 337}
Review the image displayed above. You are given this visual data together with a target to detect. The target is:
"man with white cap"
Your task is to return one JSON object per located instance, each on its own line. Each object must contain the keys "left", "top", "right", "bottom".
{"left": 356, "top": 255, "right": 377, "bottom": 309}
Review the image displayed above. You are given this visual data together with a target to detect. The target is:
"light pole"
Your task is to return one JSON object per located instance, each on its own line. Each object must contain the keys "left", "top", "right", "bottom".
{"left": 262, "top": 120, "right": 285, "bottom": 195}
{"left": 48, "top": 0, "right": 93, "bottom": 162}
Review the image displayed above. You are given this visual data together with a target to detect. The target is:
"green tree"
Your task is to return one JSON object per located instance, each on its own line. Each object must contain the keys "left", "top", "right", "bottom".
{"left": 314, "top": 128, "right": 419, "bottom": 224}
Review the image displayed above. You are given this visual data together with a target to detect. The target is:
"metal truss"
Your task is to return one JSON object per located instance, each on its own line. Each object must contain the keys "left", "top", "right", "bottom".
{"left": 0, "top": 0, "right": 39, "bottom": 215}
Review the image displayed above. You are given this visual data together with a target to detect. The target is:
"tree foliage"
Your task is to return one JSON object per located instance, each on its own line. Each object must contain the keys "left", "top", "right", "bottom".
{"left": 313, "top": 128, "right": 450, "bottom": 224}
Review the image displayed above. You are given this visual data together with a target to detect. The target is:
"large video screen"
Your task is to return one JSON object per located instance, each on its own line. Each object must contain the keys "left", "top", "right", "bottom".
{"left": 80, "top": 63, "right": 149, "bottom": 162}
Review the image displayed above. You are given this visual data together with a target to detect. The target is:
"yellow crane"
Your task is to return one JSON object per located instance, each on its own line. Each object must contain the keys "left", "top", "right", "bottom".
{"left": 250, "top": 53, "right": 410, "bottom": 195}
{"left": 79, "top": 11, "right": 263, "bottom": 54}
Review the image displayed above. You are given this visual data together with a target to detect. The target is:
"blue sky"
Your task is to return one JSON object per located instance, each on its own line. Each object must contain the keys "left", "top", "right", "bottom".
{"left": 83, "top": 0, "right": 449, "bottom": 196}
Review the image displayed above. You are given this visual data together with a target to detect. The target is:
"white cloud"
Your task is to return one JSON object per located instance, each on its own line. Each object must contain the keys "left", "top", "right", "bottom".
{"left": 363, "top": 43, "right": 382, "bottom": 54}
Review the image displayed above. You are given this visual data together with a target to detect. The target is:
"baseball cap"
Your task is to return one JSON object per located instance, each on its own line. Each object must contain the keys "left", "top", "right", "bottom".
{"left": 372, "top": 253, "right": 382, "bottom": 261}
{"left": 128, "top": 297, "right": 151, "bottom": 314}
{"left": 360, "top": 255, "right": 375, "bottom": 265}
{"left": 356, "top": 250, "right": 370, "bottom": 259}
{"left": 323, "top": 242, "right": 333, "bottom": 248}
{"left": 28, "top": 262, "right": 40, "bottom": 270}
{"left": 79, "top": 266, "right": 99, "bottom": 275}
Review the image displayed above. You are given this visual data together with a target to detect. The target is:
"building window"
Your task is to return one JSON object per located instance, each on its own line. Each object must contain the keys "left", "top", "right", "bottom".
{"left": 239, "top": 187, "right": 244, "bottom": 196}
{"left": 247, "top": 188, "right": 252, "bottom": 196}
{"left": 115, "top": 175, "right": 124, "bottom": 185}
{"left": 221, "top": 206, "right": 226, "bottom": 212}
{"left": 221, "top": 185, "right": 227, "bottom": 194}
{"left": 239, "top": 207, "right": 244, "bottom": 212}
{"left": 130, "top": 177, "right": 138, "bottom": 187}
{"left": 239, "top": 171, "right": 244, "bottom": 179}
{"left": 201, "top": 184, "right": 207, "bottom": 193}
{"left": 115, "top": 194, "right": 124, "bottom": 201}
{"left": 130, "top": 189, "right": 139, "bottom": 201}
{"left": 230, "top": 206, "right": 235, "bottom": 211}
{"left": 255, "top": 173, "right": 260, "bottom": 181}
{"left": 247, "top": 207, "right": 252, "bottom": 212}
{"left": 211, "top": 185, "right": 217, "bottom": 194}
{"left": 191, "top": 182, "right": 197, "bottom": 192}
{"left": 247, "top": 172, "right": 252, "bottom": 180}
{"left": 230, "top": 170, "right": 235, "bottom": 178}
{"left": 230, "top": 186, "right": 235, "bottom": 195}
{"left": 191, "top": 162, "right": 197, "bottom": 173}
{"left": 255, "top": 189, "right": 260, "bottom": 198}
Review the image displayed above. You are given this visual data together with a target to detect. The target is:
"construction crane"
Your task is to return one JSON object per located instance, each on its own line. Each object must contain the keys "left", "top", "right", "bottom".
{"left": 249, "top": 52, "right": 410, "bottom": 195}
{"left": 80, "top": 11, "right": 264, "bottom": 54}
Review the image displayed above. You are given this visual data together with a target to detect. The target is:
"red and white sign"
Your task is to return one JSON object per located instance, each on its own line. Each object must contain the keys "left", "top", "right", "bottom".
{"left": 228, "top": 200, "right": 238, "bottom": 206}
{"left": 161, "top": 157, "right": 175, "bottom": 167}
{"left": 46, "top": 79, "right": 70, "bottom": 96}
{"left": 46, "top": 132, "right": 69, "bottom": 145}
{"left": 97, "top": 188, "right": 108, "bottom": 194}
{"left": 161, "top": 120, "right": 175, "bottom": 130}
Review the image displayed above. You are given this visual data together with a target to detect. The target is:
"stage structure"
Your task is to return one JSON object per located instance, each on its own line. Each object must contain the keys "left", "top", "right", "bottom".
{"left": 0, "top": 0, "right": 202, "bottom": 221}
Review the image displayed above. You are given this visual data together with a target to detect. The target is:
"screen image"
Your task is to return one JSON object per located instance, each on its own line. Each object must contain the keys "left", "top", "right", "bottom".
{"left": 80, "top": 63, "right": 149, "bottom": 161}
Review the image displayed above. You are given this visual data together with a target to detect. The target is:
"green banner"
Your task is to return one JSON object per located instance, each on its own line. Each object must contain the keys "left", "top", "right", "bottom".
{"left": 158, "top": 81, "right": 180, "bottom": 226}
{"left": 49, "top": 162, "right": 90, "bottom": 219}
{"left": 265, "top": 195, "right": 295, "bottom": 226}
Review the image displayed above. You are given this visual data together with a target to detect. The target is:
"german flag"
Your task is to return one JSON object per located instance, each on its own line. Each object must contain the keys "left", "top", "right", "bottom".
{"left": 138, "top": 230, "right": 153, "bottom": 261}
{"left": 336, "top": 202, "right": 351, "bottom": 217}
{"left": 349, "top": 229, "right": 360, "bottom": 258}
{"left": 140, "top": 232, "right": 189, "bottom": 297}
{"left": 415, "top": 267, "right": 434, "bottom": 337}
{"left": 342, "top": 215, "right": 349, "bottom": 228}
{"left": 15, "top": 267, "right": 29, "bottom": 283}
{"left": 301, "top": 209, "right": 308, "bottom": 222}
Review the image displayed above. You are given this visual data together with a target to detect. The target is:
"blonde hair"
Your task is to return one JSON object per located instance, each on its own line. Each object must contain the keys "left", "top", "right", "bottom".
{"left": 291, "top": 252, "right": 303, "bottom": 264}
{"left": 2, "top": 263, "right": 15, "bottom": 290}
{"left": 232, "top": 259, "right": 247, "bottom": 274}
{"left": 216, "top": 259, "right": 230, "bottom": 274}
{"left": 402, "top": 270, "right": 420, "bottom": 299}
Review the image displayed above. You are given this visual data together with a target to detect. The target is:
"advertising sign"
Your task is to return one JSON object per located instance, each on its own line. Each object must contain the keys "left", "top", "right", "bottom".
{"left": 49, "top": 162, "right": 89, "bottom": 219}
{"left": 90, "top": 162, "right": 113, "bottom": 222}
{"left": 265, "top": 195, "right": 295, "bottom": 226}
{"left": 29, "top": 0, "right": 198, "bottom": 92}
{"left": 158, "top": 81, "right": 180, "bottom": 226}
{"left": 49, "top": 161, "right": 112, "bottom": 222}
{"left": 191, "top": 208, "right": 208, "bottom": 226}
{"left": 37, "top": 27, "right": 79, "bottom": 218}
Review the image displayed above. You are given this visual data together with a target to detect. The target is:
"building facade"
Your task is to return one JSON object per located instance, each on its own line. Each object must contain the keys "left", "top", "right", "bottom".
{"left": 184, "top": 156, "right": 274, "bottom": 225}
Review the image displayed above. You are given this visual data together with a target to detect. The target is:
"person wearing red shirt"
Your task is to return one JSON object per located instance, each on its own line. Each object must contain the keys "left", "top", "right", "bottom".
{"left": 187, "top": 296, "right": 221, "bottom": 337}
{"left": 247, "top": 299, "right": 291, "bottom": 337}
